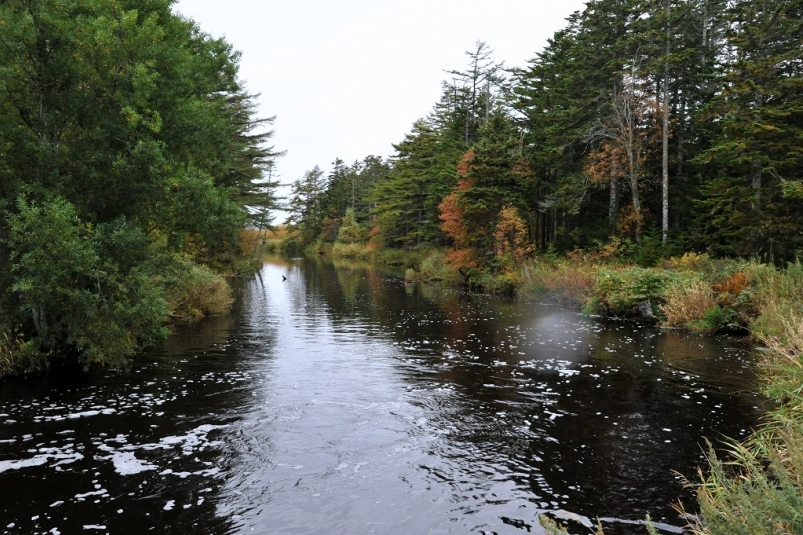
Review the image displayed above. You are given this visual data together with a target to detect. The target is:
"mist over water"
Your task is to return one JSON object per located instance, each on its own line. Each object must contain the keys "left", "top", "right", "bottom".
{"left": 0, "top": 257, "right": 762, "bottom": 534}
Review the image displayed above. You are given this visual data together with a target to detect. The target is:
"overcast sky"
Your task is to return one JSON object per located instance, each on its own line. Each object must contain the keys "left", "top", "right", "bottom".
{"left": 171, "top": 0, "right": 588, "bottom": 215}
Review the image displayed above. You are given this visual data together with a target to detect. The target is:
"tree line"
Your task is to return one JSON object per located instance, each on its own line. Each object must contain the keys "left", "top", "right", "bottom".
{"left": 0, "top": 0, "right": 280, "bottom": 372}
{"left": 285, "top": 0, "right": 803, "bottom": 273}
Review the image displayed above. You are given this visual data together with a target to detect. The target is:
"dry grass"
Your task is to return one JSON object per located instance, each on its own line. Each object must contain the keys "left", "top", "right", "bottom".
{"left": 166, "top": 263, "right": 233, "bottom": 323}
{"left": 521, "top": 260, "right": 597, "bottom": 306}
{"left": 678, "top": 263, "right": 803, "bottom": 535}
{"left": 661, "top": 278, "right": 717, "bottom": 328}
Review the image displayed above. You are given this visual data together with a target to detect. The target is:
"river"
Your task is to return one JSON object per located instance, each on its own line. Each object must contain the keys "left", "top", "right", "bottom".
{"left": 0, "top": 257, "right": 763, "bottom": 534}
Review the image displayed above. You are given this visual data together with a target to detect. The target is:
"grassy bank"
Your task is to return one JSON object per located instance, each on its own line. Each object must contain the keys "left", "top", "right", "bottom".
{"left": 509, "top": 255, "right": 803, "bottom": 533}
{"left": 679, "top": 279, "right": 803, "bottom": 534}
{"left": 513, "top": 254, "right": 803, "bottom": 533}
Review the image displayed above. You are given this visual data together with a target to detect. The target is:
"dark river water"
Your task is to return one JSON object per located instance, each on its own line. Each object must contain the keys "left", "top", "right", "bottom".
{"left": 0, "top": 257, "right": 763, "bottom": 534}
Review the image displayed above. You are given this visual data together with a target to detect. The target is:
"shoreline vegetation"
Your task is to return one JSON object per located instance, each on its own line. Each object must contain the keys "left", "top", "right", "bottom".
{"left": 269, "top": 233, "right": 803, "bottom": 534}
{"left": 0, "top": 228, "right": 273, "bottom": 379}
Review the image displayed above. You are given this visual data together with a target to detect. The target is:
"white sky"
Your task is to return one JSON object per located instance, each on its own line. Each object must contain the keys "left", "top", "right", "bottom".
{"left": 172, "top": 0, "right": 588, "bottom": 216}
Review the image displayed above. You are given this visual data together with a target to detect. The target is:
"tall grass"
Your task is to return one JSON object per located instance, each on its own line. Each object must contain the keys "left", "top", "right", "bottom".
{"left": 518, "top": 259, "right": 597, "bottom": 306}
{"left": 679, "top": 262, "right": 803, "bottom": 534}
{"left": 661, "top": 277, "right": 717, "bottom": 329}
{"left": 165, "top": 262, "right": 233, "bottom": 323}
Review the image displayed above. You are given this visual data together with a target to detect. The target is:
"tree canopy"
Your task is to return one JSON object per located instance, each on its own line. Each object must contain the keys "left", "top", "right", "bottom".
{"left": 0, "top": 0, "right": 280, "bottom": 371}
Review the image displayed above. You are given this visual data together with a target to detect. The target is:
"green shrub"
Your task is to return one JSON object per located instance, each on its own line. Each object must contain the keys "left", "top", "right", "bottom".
{"left": 305, "top": 239, "right": 333, "bottom": 256}
{"left": 417, "top": 251, "right": 458, "bottom": 282}
{"left": 687, "top": 305, "right": 738, "bottom": 333}
{"left": 593, "top": 267, "right": 680, "bottom": 317}
{"left": 374, "top": 248, "right": 423, "bottom": 267}
{"left": 331, "top": 242, "right": 372, "bottom": 260}
{"left": 465, "top": 269, "right": 517, "bottom": 295}
{"left": 0, "top": 325, "right": 50, "bottom": 377}
{"left": 336, "top": 208, "right": 368, "bottom": 245}
{"left": 8, "top": 197, "right": 170, "bottom": 369}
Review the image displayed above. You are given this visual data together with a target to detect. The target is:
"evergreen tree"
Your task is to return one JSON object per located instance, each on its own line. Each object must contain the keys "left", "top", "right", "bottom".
{"left": 285, "top": 166, "right": 326, "bottom": 244}
{"left": 440, "top": 109, "right": 535, "bottom": 263}
{"left": 0, "top": 0, "right": 280, "bottom": 369}
{"left": 694, "top": 0, "right": 803, "bottom": 260}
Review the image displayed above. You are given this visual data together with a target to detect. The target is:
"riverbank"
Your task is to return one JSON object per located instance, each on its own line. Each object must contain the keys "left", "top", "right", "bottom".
{"left": 0, "top": 229, "right": 275, "bottom": 380}
{"left": 305, "top": 242, "right": 800, "bottom": 336}
{"left": 295, "top": 241, "right": 803, "bottom": 533}
{"left": 465, "top": 252, "right": 803, "bottom": 534}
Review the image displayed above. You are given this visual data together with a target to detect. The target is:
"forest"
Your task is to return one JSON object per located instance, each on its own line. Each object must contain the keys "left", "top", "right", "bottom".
{"left": 284, "top": 0, "right": 803, "bottom": 275}
{"left": 0, "top": 0, "right": 280, "bottom": 375}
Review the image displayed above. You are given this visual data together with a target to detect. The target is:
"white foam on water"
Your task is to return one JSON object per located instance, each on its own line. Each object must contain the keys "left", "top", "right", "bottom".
{"left": 0, "top": 452, "right": 77, "bottom": 474}
{"left": 66, "top": 408, "right": 117, "bottom": 419}
{"left": 75, "top": 489, "right": 108, "bottom": 501}
{"left": 110, "top": 451, "right": 157, "bottom": 476}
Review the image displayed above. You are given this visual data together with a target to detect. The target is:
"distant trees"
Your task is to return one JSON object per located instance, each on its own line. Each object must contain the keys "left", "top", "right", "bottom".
{"left": 284, "top": 0, "right": 803, "bottom": 266}
{"left": 285, "top": 166, "right": 326, "bottom": 244}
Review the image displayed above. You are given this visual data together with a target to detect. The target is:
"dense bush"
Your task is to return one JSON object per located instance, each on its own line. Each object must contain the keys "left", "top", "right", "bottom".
{"left": 591, "top": 267, "right": 681, "bottom": 318}
{"left": 8, "top": 198, "right": 170, "bottom": 370}
{"left": 0, "top": 0, "right": 276, "bottom": 376}
{"left": 164, "top": 262, "right": 233, "bottom": 323}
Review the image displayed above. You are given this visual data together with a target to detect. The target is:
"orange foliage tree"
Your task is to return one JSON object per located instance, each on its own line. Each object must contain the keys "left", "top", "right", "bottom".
{"left": 493, "top": 206, "right": 534, "bottom": 267}
{"left": 438, "top": 150, "right": 478, "bottom": 268}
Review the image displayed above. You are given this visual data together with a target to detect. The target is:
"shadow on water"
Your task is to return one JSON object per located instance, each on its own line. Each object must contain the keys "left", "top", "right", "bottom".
{"left": 0, "top": 278, "right": 277, "bottom": 535}
{"left": 0, "top": 257, "right": 762, "bottom": 535}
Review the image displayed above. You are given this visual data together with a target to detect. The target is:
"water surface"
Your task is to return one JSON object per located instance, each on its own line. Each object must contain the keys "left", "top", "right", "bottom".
{"left": 0, "top": 258, "right": 763, "bottom": 534}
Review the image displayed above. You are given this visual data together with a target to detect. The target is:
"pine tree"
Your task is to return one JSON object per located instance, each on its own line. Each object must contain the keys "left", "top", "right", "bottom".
{"left": 440, "top": 109, "right": 535, "bottom": 263}
{"left": 694, "top": 0, "right": 803, "bottom": 260}
{"left": 285, "top": 166, "right": 326, "bottom": 244}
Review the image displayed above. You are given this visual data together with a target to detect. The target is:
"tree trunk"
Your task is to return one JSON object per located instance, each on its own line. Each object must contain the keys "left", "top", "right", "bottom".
{"left": 662, "top": 0, "right": 671, "bottom": 244}
{"left": 609, "top": 159, "right": 619, "bottom": 235}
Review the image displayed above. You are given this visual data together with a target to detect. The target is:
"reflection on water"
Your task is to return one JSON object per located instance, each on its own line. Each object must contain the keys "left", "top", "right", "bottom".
{"left": 0, "top": 257, "right": 762, "bottom": 534}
